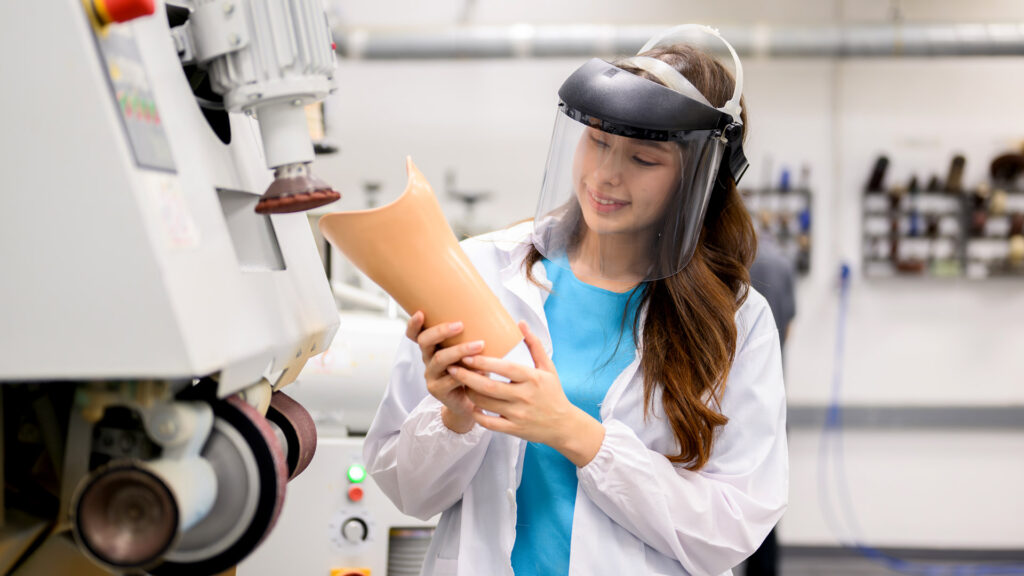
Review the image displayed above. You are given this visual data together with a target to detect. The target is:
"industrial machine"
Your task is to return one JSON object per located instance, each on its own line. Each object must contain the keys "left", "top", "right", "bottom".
{"left": 236, "top": 310, "right": 440, "bottom": 576}
{"left": 0, "top": 0, "right": 342, "bottom": 573}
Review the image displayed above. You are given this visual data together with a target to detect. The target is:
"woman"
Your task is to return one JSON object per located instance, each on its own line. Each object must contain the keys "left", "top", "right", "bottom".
{"left": 363, "top": 25, "right": 787, "bottom": 576}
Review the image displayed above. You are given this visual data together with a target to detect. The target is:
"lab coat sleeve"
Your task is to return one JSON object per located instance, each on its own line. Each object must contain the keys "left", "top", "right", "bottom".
{"left": 362, "top": 336, "right": 494, "bottom": 520}
{"left": 576, "top": 329, "right": 788, "bottom": 576}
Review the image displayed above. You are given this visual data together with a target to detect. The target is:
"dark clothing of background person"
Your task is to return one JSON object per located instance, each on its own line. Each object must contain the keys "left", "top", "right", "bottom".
{"left": 744, "top": 236, "right": 796, "bottom": 576}
{"left": 749, "top": 237, "right": 796, "bottom": 350}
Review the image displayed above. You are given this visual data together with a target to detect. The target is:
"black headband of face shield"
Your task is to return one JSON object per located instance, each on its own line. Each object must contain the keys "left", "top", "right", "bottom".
{"left": 558, "top": 58, "right": 748, "bottom": 184}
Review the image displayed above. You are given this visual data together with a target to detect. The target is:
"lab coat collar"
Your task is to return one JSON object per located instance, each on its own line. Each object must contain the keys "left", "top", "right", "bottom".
{"left": 484, "top": 223, "right": 647, "bottom": 419}
{"left": 496, "top": 225, "right": 552, "bottom": 353}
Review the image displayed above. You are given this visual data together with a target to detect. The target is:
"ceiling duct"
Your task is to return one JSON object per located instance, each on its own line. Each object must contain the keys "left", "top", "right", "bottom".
{"left": 334, "top": 23, "right": 1024, "bottom": 59}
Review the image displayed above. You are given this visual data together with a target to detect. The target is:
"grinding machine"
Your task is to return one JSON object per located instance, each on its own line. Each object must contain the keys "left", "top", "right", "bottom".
{"left": 0, "top": 0, "right": 342, "bottom": 573}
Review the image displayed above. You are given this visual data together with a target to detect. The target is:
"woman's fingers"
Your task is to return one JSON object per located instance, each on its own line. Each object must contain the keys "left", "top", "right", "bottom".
{"left": 462, "top": 355, "right": 532, "bottom": 382}
{"left": 472, "top": 410, "right": 515, "bottom": 435}
{"left": 428, "top": 340, "right": 484, "bottom": 379}
{"left": 415, "top": 320, "right": 464, "bottom": 363}
{"left": 463, "top": 388, "right": 514, "bottom": 416}
{"left": 417, "top": 321, "right": 463, "bottom": 350}
{"left": 448, "top": 366, "right": 519, "bottom": 400}
{"left": 405, "top": 311, "right": 425, "bottom": 341}
{"left": 426, "top": 374, "right": 462, "bottom": 397}
{"left": 519, "top": 321, "right": 556, "bottom": 372}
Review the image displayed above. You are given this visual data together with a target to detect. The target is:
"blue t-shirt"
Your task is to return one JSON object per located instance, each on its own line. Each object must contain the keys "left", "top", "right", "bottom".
{"left": 510, "top": 257, "right": 642, "bottom": 576}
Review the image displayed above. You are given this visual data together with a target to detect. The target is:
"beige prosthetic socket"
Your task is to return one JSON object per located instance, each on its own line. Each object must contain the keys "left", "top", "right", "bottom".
{"left": 319, "top": 157, "right": 523, "bottom": 359}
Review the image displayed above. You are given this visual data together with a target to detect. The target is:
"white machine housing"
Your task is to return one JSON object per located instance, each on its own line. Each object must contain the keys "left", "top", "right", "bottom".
{"left": 0, "top": 0, "right": 338, "bottom": 395}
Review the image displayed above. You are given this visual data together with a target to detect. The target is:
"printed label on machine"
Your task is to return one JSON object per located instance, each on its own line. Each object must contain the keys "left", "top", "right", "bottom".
{"left": 154, "top": 174, "right": 201, "bottom": 249}
{"left": 94, "top": 24, "right": 177, "bottom": 172}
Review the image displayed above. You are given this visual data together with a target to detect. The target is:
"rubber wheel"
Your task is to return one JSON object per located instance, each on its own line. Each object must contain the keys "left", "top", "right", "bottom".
{"left": 151, "top": 396, "right": 287, "bottom": 575}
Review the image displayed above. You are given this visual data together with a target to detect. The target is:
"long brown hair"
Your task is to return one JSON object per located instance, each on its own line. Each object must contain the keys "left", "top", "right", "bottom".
{"left": 524, "top": 45, "right": 756, "bottom": 470}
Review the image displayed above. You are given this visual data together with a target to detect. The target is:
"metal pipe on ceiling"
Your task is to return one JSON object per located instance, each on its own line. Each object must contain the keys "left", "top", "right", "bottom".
{"left": 334, "top": 23, "right": 1024, "bottom": 59}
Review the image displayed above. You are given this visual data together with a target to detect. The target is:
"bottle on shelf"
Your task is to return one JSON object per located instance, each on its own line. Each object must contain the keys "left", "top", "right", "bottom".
{"left": 778, "top": 213, "right": 792, "bottom": 243}
{"left": 888, "top": 215, "right": 900, "bottom": 262}
{"left": 969, "top": 182, "right": 989, "bottom": 238}
{"left": 796, "top": 203, "right": 811, "bottom": 274}
{"left": 990, "top": 189, "right": 1009, "bottom": 216}
{"left": 866, "top": 155, "right": 889, "bottom": 193}
{"left": 945, "top": 154, "right": 966, "bottom": 194}
{"left": 887, "top": 182, "right": 905, "bottom": 212}
{"left": 990, "top": 151, "right": 1024, "bottom": 185}
{"left": 1009, "top": 212, "right": 1024, "bottom": 272}
{"left": 925, "top": 214, "right": 940, "bottom": 239}
{"left": 796, "top": 234, "right": 811, "bottom": 274}
{"left": 1010, "top": 213, "right": 1024, "bottom": 237}
{"left": 798, "top": 164, "right": 811, "bottom": 191}
{"left": 907, "top": 175, "right": 921, "bottom": 237}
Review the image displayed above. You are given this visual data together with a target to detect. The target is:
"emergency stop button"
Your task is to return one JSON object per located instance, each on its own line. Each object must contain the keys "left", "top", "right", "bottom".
{"left": 330, "top": 569, "right": 370, "bottom": 576}
{"left": 92, "top": 0, "right": 155, "bottom": 25}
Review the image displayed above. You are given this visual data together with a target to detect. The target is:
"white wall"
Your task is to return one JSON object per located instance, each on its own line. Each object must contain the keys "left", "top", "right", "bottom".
{"left": 317, "top": 59, "right": 573, "bottom": 223}
{"left": 315, "top": 0, "right": 1024, "bottom": 552}
{"left": 779, "top": 57, "right": 1024, "bottom": 548}
{"left": 785, "top": 58, "right": 1024, "bottom": 408}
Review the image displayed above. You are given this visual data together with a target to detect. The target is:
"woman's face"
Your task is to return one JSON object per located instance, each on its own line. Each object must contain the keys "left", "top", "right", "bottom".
{"left": 572, "top": 127, "right": 682, "bottom": 239}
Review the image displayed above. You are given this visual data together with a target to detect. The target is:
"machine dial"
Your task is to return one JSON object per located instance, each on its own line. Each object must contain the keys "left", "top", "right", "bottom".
{"left": 341, "top": 518, "right": 368, "bottom": 543}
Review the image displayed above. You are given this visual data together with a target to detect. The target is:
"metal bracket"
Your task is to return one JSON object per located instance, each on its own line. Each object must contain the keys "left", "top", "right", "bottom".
{"left": 171, "top": 21, "right": 197, "bottom": 65}
{"left": 190, "top": 0, "right": 250, "bottom": 63}
{"left": 139, "top": 401, "right": 214, "bottom": 460}
{"left": 75, "top": 382, "right": 214, "bottom": 460}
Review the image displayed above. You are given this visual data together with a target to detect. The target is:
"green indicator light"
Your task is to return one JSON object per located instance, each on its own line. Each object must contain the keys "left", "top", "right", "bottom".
{"left": 347, "top": 464, "right": 366, "bottom": 484}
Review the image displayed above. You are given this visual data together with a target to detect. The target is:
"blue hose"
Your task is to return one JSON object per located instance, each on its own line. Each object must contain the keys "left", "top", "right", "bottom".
{"left": 818, "top": 262, "right": 1024, "bottom": 575}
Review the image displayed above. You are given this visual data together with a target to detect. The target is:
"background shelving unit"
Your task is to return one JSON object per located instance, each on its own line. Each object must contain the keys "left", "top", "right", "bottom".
{"left": 861, "top": 189, "right": 964, "bottom": 278}
{"left": 963, "top": 188, "right": 1024, "bottom": 279}
{"left": 742, "top": 187, "right": 812, "bottom": 275}
{"left": 860, "top": 157, "right": 1024, "bottom": 279}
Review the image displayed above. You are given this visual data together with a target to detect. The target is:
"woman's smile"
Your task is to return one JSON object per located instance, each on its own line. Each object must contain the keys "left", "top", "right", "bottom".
{"left": 587, "top": 189, "right": 631, "bottom": 214}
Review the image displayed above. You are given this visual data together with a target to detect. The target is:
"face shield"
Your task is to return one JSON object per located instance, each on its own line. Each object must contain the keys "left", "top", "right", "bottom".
{"left": 532, "top": 26, "right": 748, "bottom": 282}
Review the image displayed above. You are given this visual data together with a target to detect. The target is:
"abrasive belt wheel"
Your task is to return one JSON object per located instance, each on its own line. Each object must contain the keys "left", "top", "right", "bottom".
{"left": 152, "top": 396, "right": 288, "bottom": 575}
{"left": 265, "top": 390, "right": 317, "bottom": 480}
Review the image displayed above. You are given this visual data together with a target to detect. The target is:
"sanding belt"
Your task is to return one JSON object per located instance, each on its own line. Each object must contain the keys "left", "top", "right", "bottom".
{"left": 265, "top": 391, "right": 318, "bottom": 480}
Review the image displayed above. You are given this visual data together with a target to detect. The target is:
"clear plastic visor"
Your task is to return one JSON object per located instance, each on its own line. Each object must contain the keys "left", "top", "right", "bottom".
{"left": 532, "top": 112, "right": 725, "bottom": 284}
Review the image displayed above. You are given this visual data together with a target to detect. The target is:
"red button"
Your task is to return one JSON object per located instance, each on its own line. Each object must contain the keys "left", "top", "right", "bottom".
{"left": 94, "top": 0, "right": 155, "bottom": 24}
{"left": 348, "top": 486, "right": 364, "bottom": 502}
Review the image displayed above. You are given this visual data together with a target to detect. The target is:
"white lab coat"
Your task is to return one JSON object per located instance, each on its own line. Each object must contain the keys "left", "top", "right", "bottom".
{"left": 363, "top": 222, "right": 788, "bottom": 576}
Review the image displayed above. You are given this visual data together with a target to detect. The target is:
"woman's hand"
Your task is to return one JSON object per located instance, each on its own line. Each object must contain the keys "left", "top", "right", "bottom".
{"left": 447, "top": 321, "right": 606, "bottom": 467}
{"left": 406, "top": 311, "right": 483, "bottom": 434}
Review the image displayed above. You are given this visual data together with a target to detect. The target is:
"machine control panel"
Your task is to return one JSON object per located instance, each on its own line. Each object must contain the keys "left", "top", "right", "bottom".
{"left": 331, "top": 461, "right": 373, "bottom": 549}
{"left": 237, "top": 437, "right": 436, "bottom": 576}
{"left": 347, "top": 463, "right": 367, "bottom": 502}
{"left": 329, "top": 508, "right": 374, "bottom": 550}
{"left": 341, "top": 518, "right": 369, "bottom": 543}
{"left": 348, "top": 485, "right": 365, "bottom": 502}
{"left": 89, "top": 16, "right": 176, "bottom": 172}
